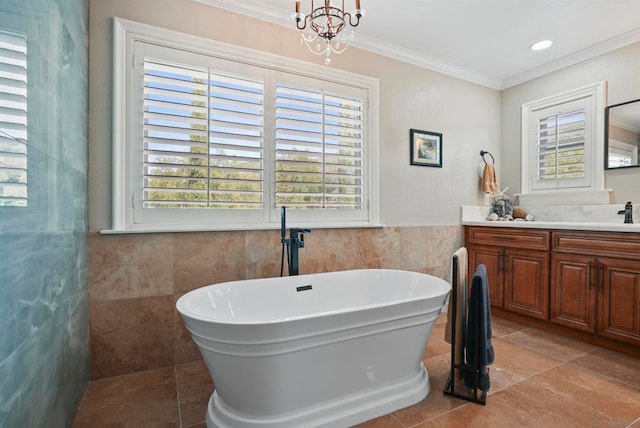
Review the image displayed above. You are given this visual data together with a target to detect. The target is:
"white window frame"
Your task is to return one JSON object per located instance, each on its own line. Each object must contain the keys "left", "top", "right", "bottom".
{"left": 519, "top": 81, "right": 609, "bottom": 205}
{"left": 110, "top": 18, "right": 379, "bottom": 233}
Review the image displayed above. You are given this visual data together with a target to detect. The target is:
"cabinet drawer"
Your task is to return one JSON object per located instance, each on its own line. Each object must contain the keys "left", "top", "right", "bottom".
{"left": 552, "top": 231, "right": 640, "bottom": 260}
{"left": 466, "top": 227, "right": 550, "bottom": 250}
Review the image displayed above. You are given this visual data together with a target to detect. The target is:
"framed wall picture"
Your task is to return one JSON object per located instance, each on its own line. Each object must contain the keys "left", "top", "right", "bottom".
{"left": 410, "top": 129, "right": 442, "bottom": 168}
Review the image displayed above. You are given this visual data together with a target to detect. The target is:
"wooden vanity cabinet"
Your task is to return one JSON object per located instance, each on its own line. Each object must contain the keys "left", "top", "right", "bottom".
{"left": 598, "top": 258, "right": 640, "bottom": 346}
{"left": 466, "top": 244, "right": 503, "bottom": 307}
{"left": 466, "top": 227, "right": 550, "bottom": 320}
{"left": 552, "top": 231, "right": 640, "bottom": 347}
{"left": 466, "top": 226, "right": 640, "bottom": 352}
{"left": 550, "top": 253, "right": 596, "bottom": 333}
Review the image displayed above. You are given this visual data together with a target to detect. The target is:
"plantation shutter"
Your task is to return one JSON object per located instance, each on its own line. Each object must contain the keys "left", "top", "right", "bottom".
{"left": 142, "top": 59, "right": 264, "bottom": 209}
{"left": 0, "top": 32, "right": 28, "bottom": 207}
{"left": 275, "top": 84, "right": 364, "bottom": 209}
{"left": 209, "top": 73, "right": 264, "bottom": 208}
{"left": 532, "top": 98, "right": 589, "bottom": 190}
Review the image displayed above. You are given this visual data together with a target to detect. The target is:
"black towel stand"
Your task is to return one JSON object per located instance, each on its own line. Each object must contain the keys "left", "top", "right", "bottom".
{"left": 443, "top": 255, "right": 487, "bottom": 405}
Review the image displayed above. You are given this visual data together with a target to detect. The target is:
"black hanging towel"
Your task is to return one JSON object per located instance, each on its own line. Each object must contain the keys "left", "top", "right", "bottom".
{"left": 464, "top": 264, "right": 494, "bottom": 392}
{"left": 443, "top": 260, "right": 493, "bottom": 404}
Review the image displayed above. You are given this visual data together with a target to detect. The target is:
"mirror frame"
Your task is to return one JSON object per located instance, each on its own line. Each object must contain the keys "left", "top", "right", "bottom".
{"left": 605, "top": 98, "right": 640, "bottom": 170}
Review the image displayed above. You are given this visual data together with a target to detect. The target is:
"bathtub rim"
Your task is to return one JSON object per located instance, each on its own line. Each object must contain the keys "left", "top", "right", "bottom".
{"left": 176, "top": 268, "right": 451, "bottom": 326}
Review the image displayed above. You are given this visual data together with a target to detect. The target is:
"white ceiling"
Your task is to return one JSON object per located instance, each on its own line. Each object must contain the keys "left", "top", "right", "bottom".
{"left": 198, "top": 0, "right": 640, "bottom": 90}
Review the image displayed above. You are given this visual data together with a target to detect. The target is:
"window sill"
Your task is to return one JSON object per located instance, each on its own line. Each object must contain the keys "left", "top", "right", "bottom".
{"left": 100, "top": 222, "right": 386, "bottom": 235}
{"left": 516, "top": 189, "right": 612, "bottom": 206}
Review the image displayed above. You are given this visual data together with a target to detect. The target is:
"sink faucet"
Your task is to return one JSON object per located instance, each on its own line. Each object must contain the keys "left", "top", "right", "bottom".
{"left": 280, "top": 207, "right": 311, "bottom": 276}
{"left": 617, "top": 201, "right": 633, "bottom": 224}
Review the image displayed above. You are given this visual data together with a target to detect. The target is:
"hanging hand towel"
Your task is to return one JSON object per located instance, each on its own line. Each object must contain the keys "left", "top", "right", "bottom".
{"left": 464, "top": 264, "right": 494, "bottom": 392}
{"left": 445, "top": 247, "right": 468, "bottom": 382}
{"left": 482, "top": 163, "right": 498, "bottom": 194}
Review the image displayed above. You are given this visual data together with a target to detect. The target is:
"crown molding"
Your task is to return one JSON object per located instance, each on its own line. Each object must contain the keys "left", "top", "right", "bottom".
{"left": 194, "top": 0, "right": 502, "bottom": 89}
{"left": 196, "top": 0, "right": 640, "bottom": 91}
{"left": 194, "top": 0, "right": 292, "bottom": 26}
{"left": 353, "top": 35, "right": 503, "bottom": 89}
{"left": 502, "top": 27, "right": 640, "bottom": 89}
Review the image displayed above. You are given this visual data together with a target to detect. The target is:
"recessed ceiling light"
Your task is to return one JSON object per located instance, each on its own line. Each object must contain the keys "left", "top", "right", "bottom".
{"left": 530, "top": 40, "right": 553, "bottom": 51}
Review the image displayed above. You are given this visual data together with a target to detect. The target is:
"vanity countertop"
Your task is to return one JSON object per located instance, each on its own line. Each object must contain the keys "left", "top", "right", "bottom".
{"left": 461, "top": 205, "right": 640, "bottom": 233}
{"left": 462, "top": 219, "right": 640, "bottom": 233}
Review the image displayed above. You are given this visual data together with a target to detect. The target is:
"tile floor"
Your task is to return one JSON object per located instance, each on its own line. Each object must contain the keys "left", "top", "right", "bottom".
{"left": 72, "top": 314, "right": 640, "bottom": 428}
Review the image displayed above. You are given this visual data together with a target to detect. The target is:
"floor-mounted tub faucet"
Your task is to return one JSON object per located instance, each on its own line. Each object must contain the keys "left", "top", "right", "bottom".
{"left": 280, "top": 207, "right": 311, "bottom": 276}
{"left": 288, "top": 227, "right": 310, "bottom": 276}
{"left": 618, "top": 201, "right": 634, "bottom": 224}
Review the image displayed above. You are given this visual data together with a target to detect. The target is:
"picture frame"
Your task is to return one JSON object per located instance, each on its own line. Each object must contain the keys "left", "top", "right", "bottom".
{"left": 410, "top": 129, "right": 442, "bottom": 168}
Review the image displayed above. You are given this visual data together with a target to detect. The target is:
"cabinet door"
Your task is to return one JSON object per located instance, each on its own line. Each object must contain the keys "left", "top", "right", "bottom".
{"left": 504, "top": 249, "right": 549, "bottom": 320}
{"left": 598, "top": 258, "right": 640, "bottom": 346}
{"left": 550, "top": 254, "right": 596, "bottom": 332}
{"left": 468, "top": 246, "right": 503, "bottom": 308}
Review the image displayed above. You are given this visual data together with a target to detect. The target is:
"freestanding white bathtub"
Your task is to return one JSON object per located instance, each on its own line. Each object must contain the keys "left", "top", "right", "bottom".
{"left": 176, "top": 269, "right": 450, "bottom": 428}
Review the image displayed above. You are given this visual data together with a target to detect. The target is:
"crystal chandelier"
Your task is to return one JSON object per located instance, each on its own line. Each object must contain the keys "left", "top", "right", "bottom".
{"left": 292, "top": 1, "right": 364, "bottom": 65}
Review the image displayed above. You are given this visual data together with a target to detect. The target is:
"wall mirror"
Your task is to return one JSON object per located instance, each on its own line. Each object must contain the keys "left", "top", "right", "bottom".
{"left": 605, "top": 99, "right": 640, "bottom": 169}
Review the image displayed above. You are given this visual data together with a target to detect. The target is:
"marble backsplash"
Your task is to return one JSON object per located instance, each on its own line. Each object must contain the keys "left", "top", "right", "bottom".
{"left": 88, "top": 225, "right": 463, "bottom": 379}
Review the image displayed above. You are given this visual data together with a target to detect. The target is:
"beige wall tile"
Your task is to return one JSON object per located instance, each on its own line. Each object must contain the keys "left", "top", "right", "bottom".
{"left": 172, "top": 231, "right": 246, "bottom": 294}
{"left": 88, "top": 226, "right": 461, "bottom": 378}
{"left": 88, "top": 233, "right": 174, "bottom": 301}
{"left": 397, "top": 226, "right": 462, "bottom": 274}
{"left": 302, "top": 228, "right": 359, "bottom": 274}
{"left": 174, "top": 294, "right": 204, "bottom": 365}
{"left": 356, "top": 227, "right": 400, "bottom": 269}
{"left": 90, "top": 295, "right": 175, "bottom": 379}
{"left": 244, "top": 230, "right": 283, "bottom": 279}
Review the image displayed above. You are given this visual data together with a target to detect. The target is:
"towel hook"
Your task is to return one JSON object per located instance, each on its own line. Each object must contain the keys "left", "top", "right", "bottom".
{"left": 480, "top": 150, "right": 494, "bottom": 165}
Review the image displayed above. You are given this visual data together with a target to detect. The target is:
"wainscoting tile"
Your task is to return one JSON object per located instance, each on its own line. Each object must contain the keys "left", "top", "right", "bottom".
{"left": 174, "top": 294, "right": 203, "bottom": 365}
{"left": 302, "top": 228, "right": 359, "bottom": 274}
{"left": 397, "top": 226, "right": 462, "bottom": 274}
{"left": 90, "top": 295, "right": 175, "bottom": 380}
{"left": 355, "top": 227, "right": 400, "bottom": 269}
{"left": 244, "top": 230, "right": 283, "bottom": 279}
{"left": 172, "top": 231, "right": 245, "bottom": 294}
{"left": 88, "top": 233, "right": 174, "bottom": 301}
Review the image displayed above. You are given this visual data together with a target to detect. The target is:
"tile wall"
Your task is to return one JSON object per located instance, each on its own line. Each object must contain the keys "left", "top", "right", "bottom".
{"left": 0, "top": 0, "right": 89, "bottom": 426}
{"left": 88, "top": 225, "right": 462, "bottom": 379}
